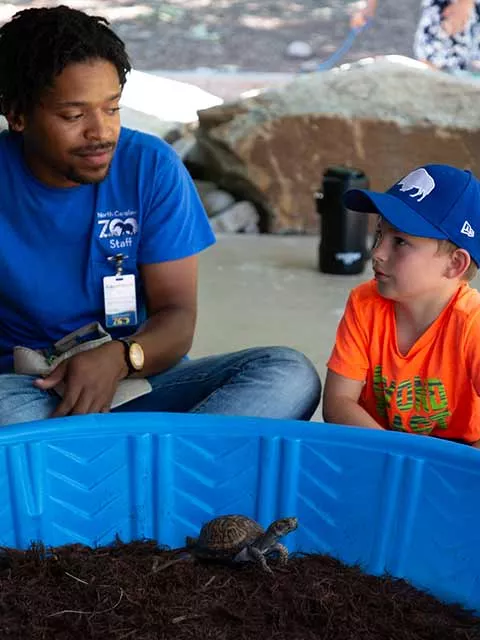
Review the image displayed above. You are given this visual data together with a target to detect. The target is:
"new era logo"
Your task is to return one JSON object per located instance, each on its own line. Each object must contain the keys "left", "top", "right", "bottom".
{"left": 461, "top": 221, "right": 475, "bottom": 238}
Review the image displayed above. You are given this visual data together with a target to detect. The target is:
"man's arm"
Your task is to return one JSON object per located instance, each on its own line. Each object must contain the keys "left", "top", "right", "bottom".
{"left": 128, "top": 255, "right": 198, "bottom": 376}
{"left": 35, "top": 254, "right": 198, "bottom": 416}
{"left": 323, "top": 369, "right": 385, "bottom": 430}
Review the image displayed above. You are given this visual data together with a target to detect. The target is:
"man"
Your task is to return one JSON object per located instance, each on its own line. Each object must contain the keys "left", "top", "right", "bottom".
{"left": 0, "top": 6, "right": 321, "bottom": 425}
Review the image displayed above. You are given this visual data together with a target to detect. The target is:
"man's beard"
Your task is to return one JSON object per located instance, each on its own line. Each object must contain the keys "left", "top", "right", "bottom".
{"left": 63, "top": 161, "right": 113, "bottom": 185}
{"left": 65, "top": 141, "right": 116, "bottom": 185}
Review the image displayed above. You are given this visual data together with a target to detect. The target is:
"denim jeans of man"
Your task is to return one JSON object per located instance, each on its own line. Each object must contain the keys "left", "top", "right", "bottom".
{"left": 0, "top": 346, "right": 322, "bottom": 426}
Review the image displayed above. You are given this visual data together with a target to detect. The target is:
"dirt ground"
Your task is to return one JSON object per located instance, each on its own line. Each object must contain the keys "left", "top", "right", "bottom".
{"left": 0, "top": 540, "right": 478, "bottom": 640}
{"left": 0, "top": 0, "right": 421, "bottom": 72}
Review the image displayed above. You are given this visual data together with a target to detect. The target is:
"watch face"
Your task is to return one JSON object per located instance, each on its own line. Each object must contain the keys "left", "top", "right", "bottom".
{"left": 129, "top": 343, "right": 144, "bottom": 370}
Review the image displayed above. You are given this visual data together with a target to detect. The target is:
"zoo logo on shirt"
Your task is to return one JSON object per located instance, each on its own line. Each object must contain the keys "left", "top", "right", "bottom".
{"left": 96, "top": 209, "right": 138, "bottom": 250}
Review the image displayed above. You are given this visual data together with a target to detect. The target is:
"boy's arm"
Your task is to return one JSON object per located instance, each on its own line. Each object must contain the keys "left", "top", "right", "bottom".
{"left": 324, "top": 285, "right": 381, "bottom": 429}
{"left": 323, "top": 370, "right": 385, "bottom": 430}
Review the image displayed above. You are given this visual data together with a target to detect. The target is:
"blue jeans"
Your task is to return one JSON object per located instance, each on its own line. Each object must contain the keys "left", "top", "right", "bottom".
{"left": 0, "top": 347, "right": 321, "bottom": 426}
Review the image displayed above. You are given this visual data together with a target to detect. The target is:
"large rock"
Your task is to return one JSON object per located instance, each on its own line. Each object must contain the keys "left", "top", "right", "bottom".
{"left": 118, "top": 68, "right": 223, "bottom": 141}
{"left": 210, "top": 201, "right": 260, "bottom": 233}
{"left": 193, "top": 57, "right": 480, "bottom": 233}
{"left": 121, "top": 69, "right": 222, "bottom": 124}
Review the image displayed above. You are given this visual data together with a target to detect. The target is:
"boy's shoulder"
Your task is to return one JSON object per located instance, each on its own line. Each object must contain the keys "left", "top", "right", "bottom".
{"left": 347, "top": 281, "right": 480, "bottom": 329}
{"left": 450, "top": 284, "right": 480, "bottom": 324}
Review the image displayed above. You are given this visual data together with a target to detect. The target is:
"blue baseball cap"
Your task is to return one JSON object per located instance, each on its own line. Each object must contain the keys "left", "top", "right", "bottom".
{"left": 343, "top": 164, "right": 480, "bottom": 266}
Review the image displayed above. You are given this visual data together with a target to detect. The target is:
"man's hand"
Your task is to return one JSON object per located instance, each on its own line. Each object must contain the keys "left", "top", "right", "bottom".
{"left": 442, "top": 0, "right": 474, "bottom": 36}
{"left": 350, "top": 9, "right": 369, "bottom": 28}
{"left": 34, "top": 341, "right": 128, "bottom": 418}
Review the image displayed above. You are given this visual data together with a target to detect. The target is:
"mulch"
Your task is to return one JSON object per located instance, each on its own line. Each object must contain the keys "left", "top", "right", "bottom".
{"left": 0, "top": 539, "right": 478, "bottom": 639}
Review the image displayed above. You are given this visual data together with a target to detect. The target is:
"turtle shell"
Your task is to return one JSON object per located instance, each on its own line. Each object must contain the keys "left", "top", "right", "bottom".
{"left": 191, "top": 514, "right": 264, "bottom": 558}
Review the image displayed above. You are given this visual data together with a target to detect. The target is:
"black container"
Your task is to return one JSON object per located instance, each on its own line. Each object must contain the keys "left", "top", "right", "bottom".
{"left": 316, "top": 166, "right": 369, "bottom": 275}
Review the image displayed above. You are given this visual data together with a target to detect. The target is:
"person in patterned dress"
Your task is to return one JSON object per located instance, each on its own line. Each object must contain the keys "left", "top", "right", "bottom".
{"left": 351, "top": 0, "right": 480, "bottom": 72}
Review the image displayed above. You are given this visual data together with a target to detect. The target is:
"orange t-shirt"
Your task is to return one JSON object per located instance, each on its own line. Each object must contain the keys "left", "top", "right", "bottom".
{"left": 327, "top": 280, "right": 480, "bottom": 443}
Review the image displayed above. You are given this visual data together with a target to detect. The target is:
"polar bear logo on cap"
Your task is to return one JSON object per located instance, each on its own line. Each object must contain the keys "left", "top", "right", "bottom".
{"left": 396, "top": 168, "right": 435, "bottom": 202}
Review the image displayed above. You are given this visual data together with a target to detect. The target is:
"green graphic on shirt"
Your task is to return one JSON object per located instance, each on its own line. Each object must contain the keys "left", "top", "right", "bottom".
{"left": 373, "top": 366, "right": 451, "bottom": 433}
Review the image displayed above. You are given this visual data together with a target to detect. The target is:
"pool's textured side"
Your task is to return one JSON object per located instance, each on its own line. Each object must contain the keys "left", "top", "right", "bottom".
{"left": 0, "top": 413, "right": 478, "bottom": 612}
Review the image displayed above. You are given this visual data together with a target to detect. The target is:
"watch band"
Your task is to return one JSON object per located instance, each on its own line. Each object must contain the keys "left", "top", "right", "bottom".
{"left": 117, "top": 337, "right": 136, "bottom": 376}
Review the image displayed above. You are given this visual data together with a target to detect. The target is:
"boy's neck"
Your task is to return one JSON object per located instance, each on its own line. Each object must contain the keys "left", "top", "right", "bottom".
{"left": 394, "top": 282, "right": 464, "bottom": 354}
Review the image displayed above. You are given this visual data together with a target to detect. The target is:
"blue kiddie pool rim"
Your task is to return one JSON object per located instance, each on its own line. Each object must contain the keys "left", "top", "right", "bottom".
{"left": 0, "top": 412, "right": 479, "bottom": 616}
{"left": 1, "top": 412, "right": 478, "bottom": 463}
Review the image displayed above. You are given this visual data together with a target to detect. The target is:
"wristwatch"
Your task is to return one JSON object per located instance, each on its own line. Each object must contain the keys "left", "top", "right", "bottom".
{"left": 117, "top": 337, "right": 145, "bottom": 376}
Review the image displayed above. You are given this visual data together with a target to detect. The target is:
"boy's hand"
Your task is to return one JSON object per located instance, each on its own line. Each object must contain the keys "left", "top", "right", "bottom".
{"left": 34, "top": 341, "right": 128, "bottom": 417}
{"left": 442, "top": 0, "right": 474, "bottom": 36}
{"left": 323, "top": 370, "right": 384, "bottom": 429}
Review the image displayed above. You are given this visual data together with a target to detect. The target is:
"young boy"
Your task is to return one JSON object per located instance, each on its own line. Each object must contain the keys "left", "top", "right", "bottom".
{"left": 323, "top": 164, "right": 480, "bottom": 447}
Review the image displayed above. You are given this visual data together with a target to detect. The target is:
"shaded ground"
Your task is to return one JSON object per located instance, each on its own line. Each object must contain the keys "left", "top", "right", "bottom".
{"left": 0, "top": 540, "right": 478, "bottom": 639}
{"left": 0, "top": 0, "right": 421, "bottom": 72}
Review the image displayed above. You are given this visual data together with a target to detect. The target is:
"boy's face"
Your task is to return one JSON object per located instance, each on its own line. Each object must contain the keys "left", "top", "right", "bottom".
{"left": 371, "top": 218, "right": 454, "bottom": 301}
{"left": 8, "top": 58, "right": 122, "bottom": 188}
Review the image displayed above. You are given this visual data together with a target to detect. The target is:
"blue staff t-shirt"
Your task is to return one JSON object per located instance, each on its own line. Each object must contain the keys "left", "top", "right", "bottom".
{"left": 0, "top": 127, "right": 215, "bottom": 372}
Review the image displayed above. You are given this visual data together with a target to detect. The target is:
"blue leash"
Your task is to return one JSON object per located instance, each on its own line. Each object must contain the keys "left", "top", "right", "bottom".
{"left": 303, "top": 19, "right": 373, "bottom": 72}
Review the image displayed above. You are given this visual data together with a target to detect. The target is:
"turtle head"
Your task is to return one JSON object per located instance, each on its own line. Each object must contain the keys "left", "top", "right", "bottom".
{"left": 267, "top": 516, "right": 298, "bottom": 538}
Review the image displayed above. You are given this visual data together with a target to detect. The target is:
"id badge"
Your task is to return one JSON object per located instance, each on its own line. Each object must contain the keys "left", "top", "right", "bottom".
{"left": 103, "top": 274, "right": 138, "bottom": 328}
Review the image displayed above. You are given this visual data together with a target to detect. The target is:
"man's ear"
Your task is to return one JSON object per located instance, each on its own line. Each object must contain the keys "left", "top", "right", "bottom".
{"left": 6, "top": 111, "right": 26, "bottom": 133}
{"left": 445, "top": 248, "right": 470, "bottom": 279}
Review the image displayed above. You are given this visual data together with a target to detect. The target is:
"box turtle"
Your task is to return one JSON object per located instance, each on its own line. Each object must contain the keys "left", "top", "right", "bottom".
{"left": 185, "top": 514, "right": 298, "bottom": 573}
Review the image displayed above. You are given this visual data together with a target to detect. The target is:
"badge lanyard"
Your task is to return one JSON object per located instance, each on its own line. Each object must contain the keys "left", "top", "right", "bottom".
{"left": 103, "top": 253, "right": 138, "bottom": 328}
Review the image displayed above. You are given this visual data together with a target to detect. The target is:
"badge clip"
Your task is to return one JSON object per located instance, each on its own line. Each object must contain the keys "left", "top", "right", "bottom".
{"left": 107, "top": 253, "right": 128, "bottom": 279}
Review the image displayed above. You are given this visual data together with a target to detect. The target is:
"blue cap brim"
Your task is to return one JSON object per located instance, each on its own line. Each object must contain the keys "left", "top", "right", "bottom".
{"left": 344, "top": 189, "right": 448, "bottom": 240}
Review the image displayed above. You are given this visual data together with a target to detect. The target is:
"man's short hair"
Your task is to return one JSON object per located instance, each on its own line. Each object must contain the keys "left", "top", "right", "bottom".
{"left": 0, "top": 5, "right": 131, "bottom": 117}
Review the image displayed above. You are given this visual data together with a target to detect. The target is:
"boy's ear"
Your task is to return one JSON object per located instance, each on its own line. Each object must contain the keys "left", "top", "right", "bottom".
{"left": 445, "top": 248, "right": 471, "bottom": 279}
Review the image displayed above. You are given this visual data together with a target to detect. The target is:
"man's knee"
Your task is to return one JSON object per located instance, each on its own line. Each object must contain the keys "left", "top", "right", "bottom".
{"left": 260, "top": 346, "right": 321, "bottom": 393}
{"left": 244, "top": 346, "right": 322, "bottom": 417}
{"left": 0, "top": 374, "right": 57, "bottom": 426}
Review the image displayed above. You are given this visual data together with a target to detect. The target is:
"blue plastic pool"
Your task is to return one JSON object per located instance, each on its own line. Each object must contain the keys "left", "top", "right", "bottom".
{"left": 0, "top": 412, "right": 478, "bottom": 612}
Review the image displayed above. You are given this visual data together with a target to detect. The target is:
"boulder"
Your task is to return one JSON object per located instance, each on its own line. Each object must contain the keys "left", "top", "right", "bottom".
{"left": 121, "top": 69, "right": 222, "bottom": 124}
{"left": 118, "top": 68, "right": 223, "bottom": 141}
{"left": 193, "top": 57, "right": 480, "bottom": 233}
{"left": 210, "top": 201, "right": 260, "bottom": 233}
{"left": 202, "top": 189, "right": 236, "bottom": 217}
